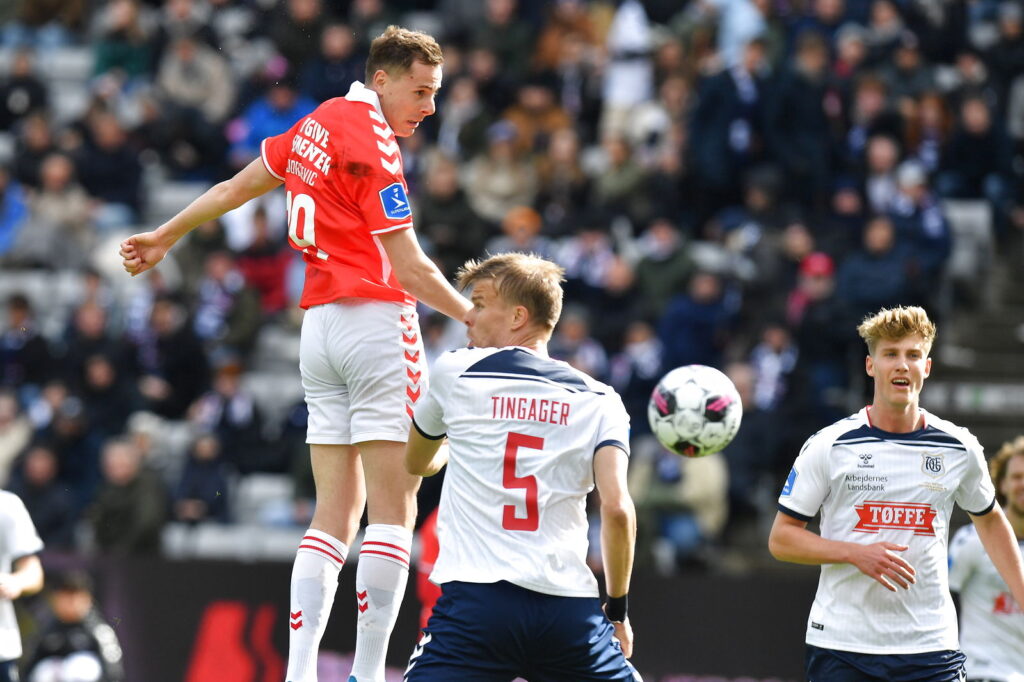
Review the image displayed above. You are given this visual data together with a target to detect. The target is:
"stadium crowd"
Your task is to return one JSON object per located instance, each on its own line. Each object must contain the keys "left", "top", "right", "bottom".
{"left": 0, "top": 0, "right": 1022, "bottom": 574}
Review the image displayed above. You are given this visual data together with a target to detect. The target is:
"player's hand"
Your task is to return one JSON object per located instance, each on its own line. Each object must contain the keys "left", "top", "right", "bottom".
{"left": 120, "top": 230, "right": 170, "bottom": 277}
{"left": 849, "top": 542, "right": 916, "bottom": 592}
{"left": 611, "top": 617, "right": 633, "bottom": 658}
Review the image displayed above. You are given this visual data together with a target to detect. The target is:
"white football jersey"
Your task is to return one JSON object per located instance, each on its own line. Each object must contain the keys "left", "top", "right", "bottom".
{"left": 778, "top": 407, "right": 995, "bottom": 654}
{"left": 949, "top": 523, "right": 1024, "bottom": 681}
{"left": 0, "top": 491, "right": 43, "bottom": 661}
{"left": 414, "top": 346, "right": 630, "bottom": 598}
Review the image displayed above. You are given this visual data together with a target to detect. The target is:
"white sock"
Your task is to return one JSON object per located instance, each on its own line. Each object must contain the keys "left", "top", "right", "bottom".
{"left": 349, "top": 524, "right": 412, "bottom": 682}
{"left": 286, "top": 529, "right": 348, "bottom": 682}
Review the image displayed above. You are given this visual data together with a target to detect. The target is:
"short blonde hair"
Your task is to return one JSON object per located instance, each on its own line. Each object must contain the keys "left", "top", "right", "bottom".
{"left": 991, "top": 435, "right": 1024, "bottom": 507}
{"left": 457, "top": 253, "right": 565, "bottom": 332}
{"left": 365, "top": 25, "right": 443, "bottom": 82}
{"left": 857, "top": 306, "right": 937, "bottom": 355}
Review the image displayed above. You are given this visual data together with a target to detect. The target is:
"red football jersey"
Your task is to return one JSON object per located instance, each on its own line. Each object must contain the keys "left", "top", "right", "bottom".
{"left": 261, "top": 82, "right": 415, "bottom": 308}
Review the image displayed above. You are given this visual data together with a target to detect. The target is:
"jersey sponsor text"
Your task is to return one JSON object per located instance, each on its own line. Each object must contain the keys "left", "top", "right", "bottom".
{"left": 853, "top": 500, "right": 937, "bottom": 536}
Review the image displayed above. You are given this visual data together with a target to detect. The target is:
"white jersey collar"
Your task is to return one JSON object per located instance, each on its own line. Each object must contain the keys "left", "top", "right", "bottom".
{"left": 345, "top": 81, "right": 385, "bottom": 118}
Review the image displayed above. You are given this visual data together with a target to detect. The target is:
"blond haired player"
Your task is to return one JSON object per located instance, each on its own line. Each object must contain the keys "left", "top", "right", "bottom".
{"left": 769, "top": 305, "right": 1024, "bottom": 681}
{"left": 120, "top": 26, "right": 471, "bottom": 682}
{"left": 403, "top": 253, "right": 640, "bottom": 681}
{"left": 950, "top": 436, "right": 1024, "bottom": 682}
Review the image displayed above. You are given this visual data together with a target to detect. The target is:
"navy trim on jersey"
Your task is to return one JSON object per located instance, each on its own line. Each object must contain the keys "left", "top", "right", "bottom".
{"left": 595, "top": 439, "right": 629, "bottom": 456}
{"left": 462, "top": 349, "right": 599, "bottom": 394}
{"left": 834, "top": 425, "right": 967, "bottom": 451}
{"left": 412, "top": 418, "right": 445, "bottom": 441}
{"left": 965, "top": 497, "right": 996, "bottom": 516}
{"left": 779, "top": 503, "right": 813, "bottom": 522}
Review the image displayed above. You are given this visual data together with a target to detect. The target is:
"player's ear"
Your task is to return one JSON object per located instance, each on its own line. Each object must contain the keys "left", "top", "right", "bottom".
{"left": 865, "top": 354, "right": 875, "bottom": 377}
{"left": 511, "top": 305, "right": 529, "bottom": 330}
{"left": 371, "top": 68, "right": 389, "bottom": 90}
{"left": 923, "top": 356, "right": 932, "bottom": 378}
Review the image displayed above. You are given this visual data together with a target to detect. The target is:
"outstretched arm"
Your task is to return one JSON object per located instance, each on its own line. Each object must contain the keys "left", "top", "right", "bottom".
{"left": 768, "top": 511, "right": 917, "bottom": 592}
{"left": 378, "top": 227, "right": 472, "bottom": 323}
{"left": 594, "top": 444, "right": 636, "bottom": 657}
{"left": 405, "top": 425, "right": 448, "bottom": 477}
{"left": 971, "top": 505, "right": 1024, "bottom": 610}
{"left": 120, "top": 158, "right": 282, "bottom": 276}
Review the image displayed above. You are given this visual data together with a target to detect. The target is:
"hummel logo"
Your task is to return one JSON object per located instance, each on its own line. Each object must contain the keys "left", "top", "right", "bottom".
{"left": 405, "top": 632, "right": 432, "bottom": 675}
{"left": 858, "top": 453, "right": 874, "bottom": 468}
{"left": 356, "top": 590, "right": 369, "bottom": 613}
{"left": 290, "top": 610, "right": 303, "bottom": 630}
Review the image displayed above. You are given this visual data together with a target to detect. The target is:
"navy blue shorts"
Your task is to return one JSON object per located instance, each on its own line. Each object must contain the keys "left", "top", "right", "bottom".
{"left": 806, "top": 644, "right": 966, "bottom": 682}
{"left": 404, "top": 581, "right": 641, "bottom": 681}
{"left": 0, "top": 660, "right": 17, "bottom": 682}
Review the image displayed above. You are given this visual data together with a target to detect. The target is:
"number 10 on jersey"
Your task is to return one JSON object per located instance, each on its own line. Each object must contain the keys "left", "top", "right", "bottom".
{"left": 287, "top": 191, "right": 328, "bottom": 261}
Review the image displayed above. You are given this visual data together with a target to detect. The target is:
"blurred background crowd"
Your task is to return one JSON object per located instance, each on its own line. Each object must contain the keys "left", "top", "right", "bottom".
{"left": 0, "top": 0, "right": 1022, "bottom": 581}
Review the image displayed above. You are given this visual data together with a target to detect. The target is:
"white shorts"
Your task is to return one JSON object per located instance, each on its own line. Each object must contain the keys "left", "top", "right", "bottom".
{"left": 300, "top": 299, "right": 427, "bottom": 445}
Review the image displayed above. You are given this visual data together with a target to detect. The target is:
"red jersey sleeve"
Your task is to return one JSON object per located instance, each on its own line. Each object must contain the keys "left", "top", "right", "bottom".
{"left": 261, "top": 117, "right": 304, "bottom": 181}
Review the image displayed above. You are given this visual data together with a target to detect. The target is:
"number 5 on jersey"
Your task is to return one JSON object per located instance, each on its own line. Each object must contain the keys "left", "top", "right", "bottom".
{"left": 503, "top": 432, "right": 543, "bottom": 532}
{"left": 287, "top": 191, "right": 328, "bottom": 261}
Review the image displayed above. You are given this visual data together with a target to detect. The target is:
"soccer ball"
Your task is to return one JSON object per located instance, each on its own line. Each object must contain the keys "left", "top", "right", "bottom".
{"left": 648, "top": 365, "right": 743, "bottom": 457}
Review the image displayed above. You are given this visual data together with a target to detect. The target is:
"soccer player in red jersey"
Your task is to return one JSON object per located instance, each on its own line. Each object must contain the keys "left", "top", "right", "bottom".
{"left": 120, "top": 26, "right": 471, "bottom": 682}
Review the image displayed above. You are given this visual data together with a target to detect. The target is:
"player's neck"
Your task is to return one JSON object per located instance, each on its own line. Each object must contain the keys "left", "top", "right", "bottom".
{"left": 867, "top": 403, "right": 923, "bottom": 433}
{"left": 1006, "top": 505, "right": 1024, "bottom": 540}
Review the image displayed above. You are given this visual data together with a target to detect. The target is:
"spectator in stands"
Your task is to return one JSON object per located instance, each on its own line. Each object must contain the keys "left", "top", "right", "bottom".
{"left": 152, "top": 34, "right": 234, "bottom": 175}
{"left": 92, "top": 0, "right": 153, "bottom": 84}
{"left": 188, "top": 360, "right": 273, "bottom": 474}
{"left": 463, "top": 120, "right": 539, "bottom": 226}
{"left": 1, "top": 294, "right": 53, "bottom": 398}
{"left": 415, "top": 154, "right": 488, "bottom": 279}
{"left": 15, "top": 153, "right": 92, "bottom": 270}
{"left": 549, "top": 306, "right": 609, "bottom": 382}
{"left": 786, "top": 252, "right": 852, "bottom": 427}
{"left": 984, "top": 1, "right": 1024, "bottom": 107}
{"left": 534, "top": 127, "right": 592, "bottom": 237}
{"left": 0, "top": 392, "right": 30, "bottom": 486}
{"left": 764, "top": 30, "right": 832, "bottom": 212}
{"left": 300, "top": 23, "right": 366, "bottom": 104}
{"left": 0, "top": 167, "right": 28, "bottom": 263}
{"left": 501, "top": 75, "right": 573, "bottom": 156}
{"left": 608, "top": 320, "right": 663, "bottom": 433}
{"left": 133, "top": 295, "right": 209, "bottom": 420}
{"left": 936, "top": 94, "right": 1015, "bottom": 238}
{"left": 841, "top": 74, "right": 904, "bottom": 175}
{"left": 591, "top": 134, "right": 650, "bottom": 226}
{"left": 80, "top": 353, "right": 137, "bottom": 440}
{"left": 689, "top": 37, "right": 768, "bottom": 220}
{"left": 11, "top": 113, "right": 55, "bottom": 191}
{"left": 863, "top": 133, "right": 902, "bottom": 214}
{"left": 39, "top": 391, "right": 102, "bottom": 510}
{"left": 658, "top": 271, "right": 735, "bottom": 371}
{"left": 880, "top": 31, "right": 935, "bottom": 105}
{"left": 889, "top": 160, "right": 952, "bottom": 310}
{"left": 151, "top": 0, "right": 218, "bottom": 62}
{"left": 75, "top": 112, "right": 143, "bottom": 229}
{"left": 434, "top": 75, "right": 493, "bottom": 161}
{"left": 484, "top": 205, "right": 557, "bottom": 261}
{"left": 23, "top": 569, "right": 125, "bottom": 682}
{"left": 192, "top": 251, "right": 262, "bottom": 362}
{"left": 836, "top": 214, "right": 911, "bottom": 320}
{"left": 270, "top": 0, "right": 331, "bottom": 72}
{"left": 236, "top": 208, "right": 292, "bottom": 316}
{"left": 0, "top": 0, "right": 84, "bottom": 49}
{"left": 0, "top": 49, "right": 48, "bottom": 132}
{"left": 904, "top": 91, "right": 953, "bottom": 174}
{"left": 227, "top": 76, "right": 317, "bottom": 169}
{"left": 633, "top": 217, "right": 695, "bottom": 323}
{"left": 347, "top": 0, "right": 399, "bottom": 53}
{"left": 7, "top": 443, "right": 76, "bottom": 550}
{"left": 60, "top": 303, "right": 128, "bottom": 393}
{"left": 174, "top": 220, "right": 228, "bottom": 298}
{"left": 863, "top": 0, "right": 906, "bottom": 64}
{"left": 600, "top": 0, "right": 654, "bottom": 139}
{"left": 471, "top": 0, "right": 534, "bottom": 82}
{"left": 88, "top": 436, "right": 168, "bottom": 556}
{"left": 172, "top": 432, "right": 230, "bottom": 524}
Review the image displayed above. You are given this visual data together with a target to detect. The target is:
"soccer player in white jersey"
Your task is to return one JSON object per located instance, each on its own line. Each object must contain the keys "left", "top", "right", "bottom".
{"left": 769, "top": 305, "right": 1024, "bottom": 681}
{"left": 403, "top": 253, "right": 640, "bottom": 681}
{"left": 0, "top": 490, "right": 44, "bottom": 682}
{"left": 949, "top": 436, "right": 1024, "bottom": 682}
{"left": 120, "top": 27, "right": 472, "bottom": 682}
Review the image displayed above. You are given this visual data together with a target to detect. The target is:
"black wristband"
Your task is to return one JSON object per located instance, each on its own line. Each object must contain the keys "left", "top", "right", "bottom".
{"left": 606, "top": 595, "right": 628, "bottom": 622}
